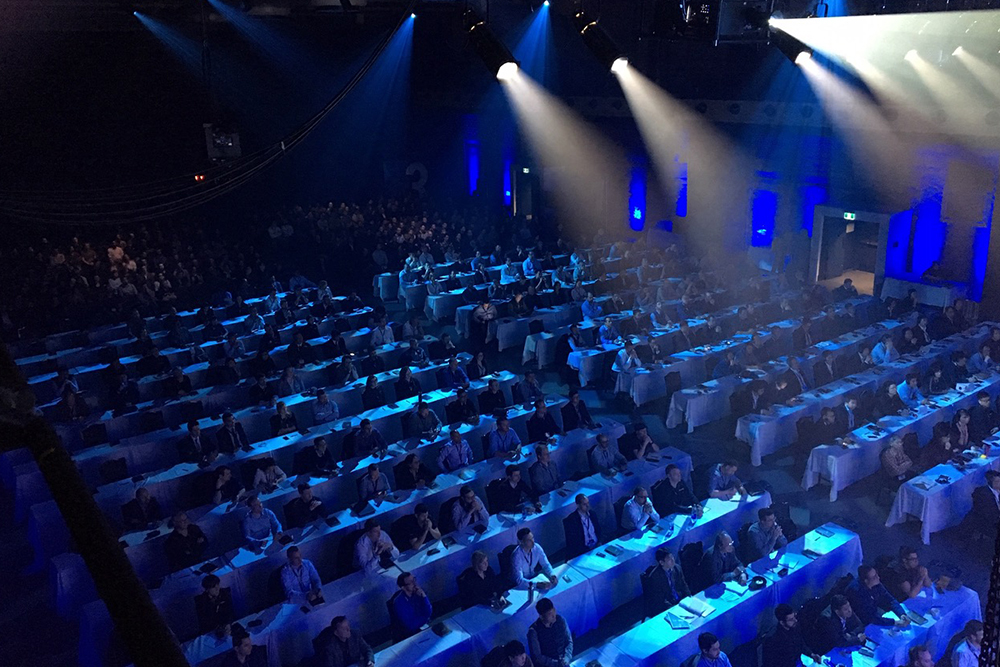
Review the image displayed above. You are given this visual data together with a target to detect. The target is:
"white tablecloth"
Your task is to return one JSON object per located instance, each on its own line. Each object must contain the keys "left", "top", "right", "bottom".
{"left": 887, "top": 455, "right": 1000, "bottom": 544}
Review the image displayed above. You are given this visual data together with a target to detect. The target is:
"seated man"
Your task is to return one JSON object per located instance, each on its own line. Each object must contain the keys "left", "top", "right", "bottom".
{"left": 394, "top": 503, "right": 441, "bottom": 551}
{"left": 280, "top": 546, "right": 323, "bottom": 604}
{"left": 652, "top": 464, "right": 699, "bottom": 516}
{"left": 736, "top": 380, "right": 772, "bottom": 416}
{"left": 517, "top": 370, "right": 545, "bottom": 405}
{"left": 284, "top": 483, "right": 327, "bottom": 528}
{"left": 886, "top": 546, "right": 932, "bottom": 601}
{"left": 815, "top": 595, "right": 866, "bottom": 654}
{"left": 700, "top": 531, "right": 746, "bottom": 586}
{"left": 164, "top": 366, "right": 194, "bottom": 399}
{"left": 486, "top": 416, "right": 523, "bottom": 459}
{"left": 564, "top": 494, "right": 601, "bottom": 557}
{"left": 210, "top": 466, "right": 246, "bottom": 505}
{"left": 643, "top": 548, "right": 690, "bottom": 617}
{"left": 511, "top": 527, "right": 558, "bottom": 590}
{"left": 277, "top": 366, "right": 305, "bottom": 397}
{"left": 216, "top": 412, "right": 251, "bottom": 455}
{"left": 897, "top": 373, "right": 927, "bottom": 410}
{"left": 241, "top": 495, "right": 284, "bottom": 549}
{"left": 968, "top": 343, "right": 996, "bottom": 375}
{"left": 811, "top": 408, "right": 843, "bottom": 445}
{"left": 813, "top": 351, "right": 839, "bottom": 387}
{"left": 494, "top": 464, "right": 538, "bottom": 514}
{"left": 694, "top": 632, "right": 734, "bottom": 667}
{"left": 252, "top": 460, "right": 287, "bottom": 494}
{"left": 618, "top": 422, "right": 660, "bottom": 460}
{"left": 437, "top": 429, "right": 474, "bottom": 472}
{"left": 708, "top": 460, "right": 746, "bottom": 500}
{"left": 221, "top": 634, "right": 266, "bottom": 667}
{"left": 529, "top": 445, "right": 563, "bottom": 495}
{"left": 401, "top": 338, "right": 429, "bottom": 368}
{"left": 561, "top": 390, "right": 596, "bottom": 431}
{"left": 452, "top": 485, "right": 491, "bottom": 533}
{"left": 312, "top": 389, "right": 339, "bottom": 425}
{"left": 390, "top": 572, "right": 433, "bottom": 640}
{"left": 621, "top": 486, "right": 660, "bottom": 532}
{"left": 834, "top": 397, "right": 861, "bottom": 434}
{"left": 968, "top": 390, "right": 998, "bottom": 442}
{"left": 440, "top": 356, "right": 470, "bottom": 390}
{"left": 248, "top": 374, "right": 275, "bottom": 407}
{"left": 527, "top": 400, "right": 561, "bottom": 443}
{"left": 527, "top": 598, "right": 573, "bottom": 667}
{"left": 871, "top": 334, "right": 898, "bottom": 365}
{"left": 300, "top": 436, "right": 337, "bottom": 475}
{"left": 445, "top": 387, "right": 480, "bottom": 425}
{"left": 762, "top": 604, "right": 820, "bottom": 667}
{"left": 178, "top": 420, "right": 218, "bottom": 466}
{"left": 907, "top": 645, "right": 934, "bottom": 667}
{"left": 479, "top": 378, "right": 508, "bottom": 416}
{"left": 458, "top": 551, "right": 504, "bottom": 610}
{"left": 747, "top": 508, "right": 788, "bottom": 560}
{"left": 270, "top": 401, "right": 299, "bottom": 437}
{"left": 358, "top": 463, "right": 391, "bottom": 502}
{"left": 314, "top": 616, "right": 374, "bottom": 667}
{"left": 845, "top": 565, "right": 909, "bottom": 628}
{"left": 589, "top": 433, "right": 627, "bottom": 475}
{"left": 164, "top": 512, "right": 208, "bottom": 571}
{"left": 354, "top": 518, "right": 399, "bottom": 575}
{"left": 395, "top": 453, "right": 436, "bottom": 490}
{"left": 195, "top": 574, "right": 235, "bottom": 637}
{"left": 405, "top": 402, "right": 442, "bottom": 440}
{"left": 346, "top": 419, "right": 388, "bottom": 459}
{"left": 121, "top": 487, "right": 163, "bottom": 532}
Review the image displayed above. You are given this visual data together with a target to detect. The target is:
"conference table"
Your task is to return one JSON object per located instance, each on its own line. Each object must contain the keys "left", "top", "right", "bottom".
{"left": 880, "top": 277, "right": 968, "bottom": 309}
{"left": 154, "top": 442, "right": 698, "bottom": 664}
{"left": 803, "top": 372, "right": 1000, "bottom": 502}
{"left": 814, "top": 585, "right": 981, "bottom": 667}
{"left": 736, "top": 323, "right": 991, "bottom": 466}
{"left": 453, "top": 289, "right": 609, "bottom": 342}
{"left": 667, "top": 316, "right": 906, "bottom": 433}
{"left": 886, "top": 448, "right": 1000, "bottom": 544}
{"left": 609, "top": 523, "right": 862, "bottom": 667}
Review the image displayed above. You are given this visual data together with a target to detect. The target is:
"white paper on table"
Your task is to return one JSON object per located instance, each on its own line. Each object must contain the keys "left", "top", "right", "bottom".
{"left": 680, "top": 597, "right": 716, "bottom": 617}
{"left": 723, "top": 581, "right": 749, "bottom": 598}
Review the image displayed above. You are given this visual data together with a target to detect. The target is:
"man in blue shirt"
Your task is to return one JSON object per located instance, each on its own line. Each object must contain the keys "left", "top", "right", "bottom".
{"left": 437, "top": 429, "right": 474, "bottom": 472}
{"left": 708, "top": 460, "right": 746, "bottom": 500}
{"left": 522, "top": 251, "right": 541, "bottom": 278}
{"left": 241, "top": 496, "right": 283, "bottom": 549}
{"left": 845, "top": 565, "right": 910, "bottom": 627}
{"left": 486, "top": 416, "right": 522, "bottom": 458}
{"left": 696, "top": 632, "right": 734, "bottom": 667}
{"left": 440, "top": 356, "right": 470, "bottom": 390}
{"left": 581, "top": 293, "right": 603, "bottom": 320}
{"left": 968, "top": 343, "right": 995, "bottom": 374}
{"left": 897, "top": 373, "right": 927, "bottom": 409}
{"left": 280, "top": 546, "right": 323, "bottom": 604}
{"left": 872, "top": 334, "right": 899, "bottom": 365}
{"left": 390, "top": 572, "right": 433, "bottom": 640}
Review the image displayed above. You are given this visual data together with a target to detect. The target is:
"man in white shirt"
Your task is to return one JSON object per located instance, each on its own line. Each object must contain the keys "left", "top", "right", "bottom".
{"left": 451, "top": 485, "right": 490, "bottom": 533}
{"left": 613, "top": 340, "right": 643, "bottom": 394}
{"left": 370, "top": 317, "right": 395, "bottom": 347}
{"left": 622, "top": 486, "right": 660, "bottom": 532}
{"left": 511, "top": 528, "right": 558, "bottom": 590}
{"left": 354, "top": 519, "right": 400, "bottom": 574}
{"left": 280, "top": 546, "right": 323, "bottom": 603}
{"left": 951, "top": 620, "right": 983, "bottom": 667}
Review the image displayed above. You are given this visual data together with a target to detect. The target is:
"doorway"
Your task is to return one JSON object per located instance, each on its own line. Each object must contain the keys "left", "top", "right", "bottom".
{"left": 810, "top": 207, "right": 890, "bottom": 297}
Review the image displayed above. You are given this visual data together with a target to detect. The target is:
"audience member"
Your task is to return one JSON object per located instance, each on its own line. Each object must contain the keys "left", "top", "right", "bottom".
{"left": 622, "top": 486, "right": 660, "bottom": 532}
{"left": 389, "top": 572, "right": 433, "bottom": 640}
{"left": 815, "top": 594, "right": 865, "bottom": 653}
{"left": 406, "top": 401, "right": 442, "bottom": 440}
{"left": 164, "top": 511, "right": 209, "bottom": 570}
{"left": 284, "top": 483, "right": 327, "bottom": 528}
{"left": 121, "top": 487, "right": 163, "bottom": 531}
{"left": 708, "top": 460, "right": 746, "bottom": 499}
{"left": 652, "top": 464, "right": 699, "bottom": 516}
{"left": 280, "top": 546, "right": 323, "bottom": 604}
{"left": 452, "top": 485, "right": 490, "bottom": 533}
{"left": 951, "top": 620, "right": 984, "bottom": 667}
{"left": 511, "top": 527, "right": 557, "bottom": 590}
{"left": 315, "top": 616, "right": 374, "bottom": 667}
{"left": 589, "top": 433, "right": 627, "bottom": 475}
{"left": 695, "top": 632, "right": 733, "bottom": 667}
{"left": 762, "top": 604, "right": 819, "bottom": 667}
{"left": 527, "top": 400, "right": 561, "bottom": 443}
{"left": 528, "top": 445, "right": 563, "bottom": 494}
{"left": 747, "top": 507, "right": 787, "bottom": 559}
{"left": 527, "top": 598, "right": 573, "bottom": 667}
{"left": 457, "top": 550, "right": 503, "bottom": 609}
{"left": 354, "top": 518, "right": 399, "bottom": 575}
{"left": 221, "top": 634, "right": 266, "bottom": 667}
{"left": 241, "top": 495, "right": 283, "bottom": 548}
{"left": 701, "top": 531, "right": 746, "bottom": 586}
{"left": 195, "top": 574, "right": 235, "bottom": 637}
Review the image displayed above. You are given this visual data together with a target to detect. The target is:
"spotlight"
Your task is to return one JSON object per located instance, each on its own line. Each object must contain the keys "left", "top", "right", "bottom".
{"left": 465, "top": 10, "right": 519, "bottom": 81}
{"left": 769, "top": 26, "right": 812, "bottom": 65}
{"left": 497, "top": 62, "right": 520, "bottom": 82}
{"left": 952, "top": 46, "right": 962, "bottom": 56}
{"left": 574, "top": 11, "right": 627, "bottom": 73}
{"left": 904, "top": 49, "right": 918, "bottom": 62}
{"left": 543, "top": 0, "right": 549, "bottom": 5}
{"left": 611, "top": 57, "right": 629, "bottom": 75}
{"left": 410, "top": 13, "right": 416, "bottom": 19}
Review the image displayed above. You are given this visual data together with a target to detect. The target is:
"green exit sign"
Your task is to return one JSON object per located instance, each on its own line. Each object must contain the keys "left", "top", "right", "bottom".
{"left": 843, "top": 212, "right": 856, "bottom": 220}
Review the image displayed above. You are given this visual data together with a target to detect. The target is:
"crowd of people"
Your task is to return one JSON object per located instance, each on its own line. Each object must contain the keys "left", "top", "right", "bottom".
{"left": 8, "top": 206, "right": 995, "bottom": 667}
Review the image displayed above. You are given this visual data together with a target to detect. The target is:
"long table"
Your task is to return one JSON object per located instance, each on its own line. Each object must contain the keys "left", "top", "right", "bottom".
{"left": 887, "top": 450, "right": 1000, "bottom": 544}
{"left": 736, "top": 324, "right": 991, "bottom": 466}
{"left": 803, "top": 372, "right": 1000, "bottom": 501}
{"left": 609, "top": 524, "right": 862, "bottom": 666}
{"left": 667, "top": 316, "right": 904, "bottom": 433}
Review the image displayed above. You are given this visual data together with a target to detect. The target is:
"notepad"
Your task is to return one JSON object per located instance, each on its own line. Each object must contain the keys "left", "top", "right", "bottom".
{"left": 680, "top": 597, "right": 715, "bottom": 618}
{"left": 665, "top": 613, "right": 690, "bottom": 630}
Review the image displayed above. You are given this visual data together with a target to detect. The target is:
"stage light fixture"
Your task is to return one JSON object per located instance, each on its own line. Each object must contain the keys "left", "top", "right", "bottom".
{"left": 904, "top": 49, "right": 918, "bottom": 62}
{"left": 611, "top": 57, "right": 629, "bottom": 75}
{"left": 411, "top": 13, "right": 416, "bottom": 19}
{"left": 465, "top": 10, "right": 519, "bottom": 81}
{"left": 769, "top": 26, "right": 812, "bottom": 65}
{"left": 574, "top": 11, "right": 627, "bottom": 73}
{"left": 952, "top": 46, "right": 962, "bottom": 56}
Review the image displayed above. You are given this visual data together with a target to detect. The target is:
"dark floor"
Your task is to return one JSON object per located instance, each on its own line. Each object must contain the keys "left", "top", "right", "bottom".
{"left": 1, "top": 302, "right": 991, "bottom": 666}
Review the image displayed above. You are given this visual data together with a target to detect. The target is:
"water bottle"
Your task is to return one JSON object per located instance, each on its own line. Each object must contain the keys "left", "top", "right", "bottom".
{"left": 527, "top": 581, "right": 535, "bottom": 604}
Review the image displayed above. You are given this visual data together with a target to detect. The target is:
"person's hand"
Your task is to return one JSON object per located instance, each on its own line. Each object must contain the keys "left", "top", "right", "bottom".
{"left": 859, "top": 633, "right": 867, "bottom": 645}
{"left": 536, "top": 580, "right": 552, "bottom": 591}
{"left": 309, "top": 499, "right": 321, "bottom": 510}
{"left": 643, "top": 503, "right": 653, "bottom": 514}
{"left": 415, "top": 585, "right": 426, "bottom": 598}
{"left": 471, "top": 499, "right": 482, "bottom": 512}
{"left": 895, "top": 616, "right": 910, "bottom": 627}
{"left": 775, "top": 524, "right": 783, "bottom": 537}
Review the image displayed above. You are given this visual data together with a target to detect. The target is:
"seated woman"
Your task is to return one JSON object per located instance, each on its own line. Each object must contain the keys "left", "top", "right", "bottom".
{"left": 880, "top": 435, "right": 914, "bottom": 484}
{"left": 361, "top": 375, "right": 386, "bottom": 411}
{"left": 394, "top": 366, "right": 422, "bottom": 401}
{"left": 873, "top": 381, "right": 906, "bottom": 418}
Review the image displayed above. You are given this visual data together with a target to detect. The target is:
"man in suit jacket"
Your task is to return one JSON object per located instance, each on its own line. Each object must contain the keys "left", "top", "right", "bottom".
{"left": 814, "top": 595, "right": 866, "bottom": 655}
{"left": 833, "top": 397, "right": 861, "bottom": 434}
{"left": 526, "top": 400, "right": 561, "bottom": 443}
{"left": 284, "top": 483, "right": 328, "bottom": 529}
{"left": 734, "top": 380, "right": 772, "bottom": 417}
{"left": 643, "top": 548, "right": 691, "bottom": 617}
{"left": 783, "top": 357, "right": 810, "bottom": 395}
{"left": 813, "top": 351, "right": 839, "bottom": 387}
{"left": 177, "top": 421, "right": 217, "bottom": 465}
{"left": 564, "top": 494, "right": 602, "bottom": 557}
{"left": 843, "top": 345, "right": 875, "bottom": 377}
{"left": 792, "top": 319, "right": 815, "bottom": 351}
{"left": 216, "top": 412, "right": 251, "bottom": 455}
{"left": 195, "top": 574, "right": 235, "bottom": 636}
{"left": 561, "top": 390, "right": 595, "bottom": 431}
{"left": 971, "top": 470, "right": 1000, "bottom": 539}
